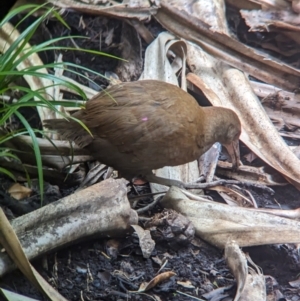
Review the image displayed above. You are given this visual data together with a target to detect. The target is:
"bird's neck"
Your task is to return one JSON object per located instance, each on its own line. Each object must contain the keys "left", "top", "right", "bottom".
{"left": 200, "top": 107, "right": 224, "bottom": 150}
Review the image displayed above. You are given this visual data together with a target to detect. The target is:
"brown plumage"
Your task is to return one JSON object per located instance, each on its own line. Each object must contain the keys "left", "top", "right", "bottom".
{"left": 44, "top": 80, "right": 241, "bottom": 186}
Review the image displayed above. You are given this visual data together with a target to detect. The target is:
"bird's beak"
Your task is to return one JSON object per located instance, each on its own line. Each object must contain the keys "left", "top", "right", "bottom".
{"left": 223, "top": 140, "right": 240, "bottom": 170}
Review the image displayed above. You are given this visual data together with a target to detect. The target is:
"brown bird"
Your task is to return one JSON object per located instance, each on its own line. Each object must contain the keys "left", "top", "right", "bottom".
{"left": 45, "top": 80, "right": 241, "bottom": 187}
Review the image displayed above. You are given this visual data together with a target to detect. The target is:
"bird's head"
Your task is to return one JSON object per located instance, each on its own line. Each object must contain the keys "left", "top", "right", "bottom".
{"left": 204, "top": 107, "right": 241, "bottom": 170}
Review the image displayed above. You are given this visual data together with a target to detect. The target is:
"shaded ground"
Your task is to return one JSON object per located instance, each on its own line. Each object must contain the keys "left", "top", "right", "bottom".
{"left": 1, "top": 6, "right": 300, "bottom": 301}
{"left": 1, "top": 183, "right": 300, "bottom": 300}
{"left": 0, "top": 235, "right": 232, "bottom": 300}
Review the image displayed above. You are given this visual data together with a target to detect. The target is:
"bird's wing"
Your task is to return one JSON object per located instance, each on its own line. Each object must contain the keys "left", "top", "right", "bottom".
{"left": 82, "top": 80, "right": 202, "bottom": 158}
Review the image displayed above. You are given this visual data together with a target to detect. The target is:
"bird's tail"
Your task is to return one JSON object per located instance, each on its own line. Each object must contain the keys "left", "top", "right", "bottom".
{"left": 44, "top": 119, "right": 93, "bottom": 148}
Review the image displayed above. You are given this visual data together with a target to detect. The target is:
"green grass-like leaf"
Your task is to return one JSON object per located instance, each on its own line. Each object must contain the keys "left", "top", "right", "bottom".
{"left": 0, "top": 3, "right": 119, "bottom": 204}
{"left": 13, "top": 111, "right": 44, "bottom": 199}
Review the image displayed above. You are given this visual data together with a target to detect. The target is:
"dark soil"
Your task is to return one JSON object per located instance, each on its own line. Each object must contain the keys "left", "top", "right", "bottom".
{"left": 1, "top": 183, "right": 300, "bottom": 301}
{"left": 0, "top": 236, "right": 233, "bottom": 300}
{"left": 1, "top": 6, "right": 300, "bottom": 301}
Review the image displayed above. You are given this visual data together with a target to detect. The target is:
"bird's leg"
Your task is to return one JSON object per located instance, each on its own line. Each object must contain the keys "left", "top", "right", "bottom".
{"left": 144, "top": 174, "right": 234, "bottom": 191}
{"left": 144, "top": 174, "right": 185, "bottom": 188}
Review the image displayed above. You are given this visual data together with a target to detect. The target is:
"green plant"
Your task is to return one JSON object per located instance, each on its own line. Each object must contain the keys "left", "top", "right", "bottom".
{"left": 0, "top": 4, "right": 120, "bottom": 203}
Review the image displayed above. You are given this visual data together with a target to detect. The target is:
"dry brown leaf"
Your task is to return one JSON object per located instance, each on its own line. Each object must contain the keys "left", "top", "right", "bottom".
{"left": 161, "top": 186, "right": 300, "bottom": 248}
{"left": 167, "top": 0, "right": 229, "bottom": 33}
{"left": 177, "top": 280, "right": 195, "bottom": 289}
{"left": 242, "top": 255, "right": 266, "bottom": 301}
{"left": 8, "top": 183, "right": 32, "bottom": 200}
{"left": 239, "top": 2, "right": 300, "bottom": 48}
{"left": 0, "top": 288, "right": 40, "bottom": 300}
{"left": 293, "top": 0, "right": 300, "bottom": 13}
{"left": 261, "top": 95, "right": 300, "bottom": 133}
{"left": 155, "top": 2, "right": 300, "bottom": 91}
{"left": 131, "top": 225, "right": 155, "bottom": 259}
{"left": 198, "top": 143, "right": 221, "bottom": 183}
{"left": 114, "top": 22, "right": 143, "bottom": 82}
{"left": 104, "top": 27, "right": 114, "bottom": 46}
{"left": 291, "top": 146, "right": 300, "bottom": 159}
{"left": 254, "top": 207, "right": 300, "bottom": 219}
{"left": 261, "top": 39, "right": 300, "bottom": 57}
{"left": 216, "top": 161, "right": 286, "bottom": 186}
{"left": 243, "top": 152, "right": 258, "bottom": 163}
{"left": 289, "top": 278, "right": 300, "bottom": 288}
{"left": 250, "top": 80, "right": 300, "bottom": 102}
{"left": 0, "top": 208, "right": 68, "bottom": 300}
{"left": 225, "top": 241, "right": 248, "bottom": 301}
{"left": 137, "top": 271, "right": 176, "bottom": 292}
{"left": 47, "top": 0, "right": 158, "bottom": 20}
{"left": 241, "top": 7, "right": 300, "bottom": 32}
{"left": 209, "top": 185, "right": 256, "bottom": 207}
{"left": 225, "top": 241, "right": 266, "bottom": 301}
{"left": 225, "top": 0, "right": 261, "bottom": 10}
{"left": 248, "top": 0, "right": 290, "bottom": 9}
